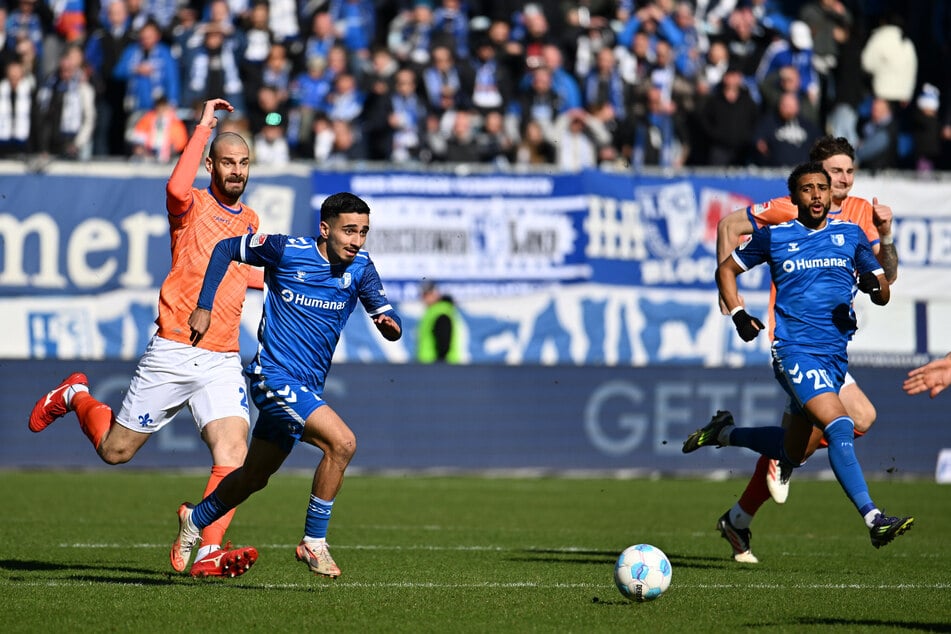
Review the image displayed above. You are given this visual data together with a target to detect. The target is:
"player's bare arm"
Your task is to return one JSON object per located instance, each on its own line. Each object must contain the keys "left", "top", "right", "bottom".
{"left": 871, "top": 196, "right": 898, "bottom": 282}
{"left": 198, "top": 98, "right": 234, "bottom": 129}
{"left": 373, "top": 314, "right": 402, "bottom": 341}
{"left": 716, "top": 210, "right": 754, "bottom": 314}
{"left": 903, "top": 353, "right": 951, "bottom": 398}
{"left": 716, "top": 256, "right": 764, "bottom": 342}
{"left": 188, "top": 308, "right": 212, "bottom": 345}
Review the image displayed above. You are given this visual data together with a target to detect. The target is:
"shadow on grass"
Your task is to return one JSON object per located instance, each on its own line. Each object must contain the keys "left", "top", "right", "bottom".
{"left": 509, "top": 549, "right": 726, "bottom": 570}
{"left": 786, "top": 617, "right": 951, "bottom": 633}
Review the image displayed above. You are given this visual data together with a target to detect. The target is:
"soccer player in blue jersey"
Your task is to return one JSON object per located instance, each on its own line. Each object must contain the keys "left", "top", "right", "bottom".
{"left": 683, "top": 162, "right": 915, "bottom": 549}
{"left": 170, "top": 192, "right": 402, "bottom": 578}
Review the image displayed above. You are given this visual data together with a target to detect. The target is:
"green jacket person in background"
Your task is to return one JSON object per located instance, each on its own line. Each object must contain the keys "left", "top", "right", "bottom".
{"left": 416, "top": 281, "right": 461, "bottom": 363}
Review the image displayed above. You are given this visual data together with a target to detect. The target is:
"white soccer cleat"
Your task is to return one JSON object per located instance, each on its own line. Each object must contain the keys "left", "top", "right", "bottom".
{"left": 766, "top": 459, "right": 791, "bottom": 504}
{"left": 170, "top": 503, "right": 202, "bottom": 572}
{"left": 296, "top": 538, "right": 341, "bottom": 578}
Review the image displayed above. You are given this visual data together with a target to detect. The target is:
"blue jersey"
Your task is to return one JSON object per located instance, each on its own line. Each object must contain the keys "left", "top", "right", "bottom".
{"left": 197, "top": 233, "right": 398, "bottom": 390}
{"left": 732, "top": 219, "right": 882, "bottom": 353}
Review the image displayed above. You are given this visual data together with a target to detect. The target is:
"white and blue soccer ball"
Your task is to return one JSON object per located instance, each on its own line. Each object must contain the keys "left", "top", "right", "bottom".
{"left": 613, "top": 543, "right": 672, "bottom": 602}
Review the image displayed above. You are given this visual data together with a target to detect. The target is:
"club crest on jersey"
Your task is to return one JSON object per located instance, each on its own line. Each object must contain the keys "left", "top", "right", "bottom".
{"left": 831, "top": 234, "right": 844, "bottom": 246}
{"left": 339, "top": 271, "right": 352, "bottom": 289}
{"left": 249, "top": 233, "right": 268, "bottom": 248}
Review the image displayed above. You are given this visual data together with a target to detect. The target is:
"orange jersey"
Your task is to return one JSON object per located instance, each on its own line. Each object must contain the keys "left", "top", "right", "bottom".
{"left": 747, "top": 196, "right": 880, "bottom": 244}
{"left": 744, "top": 196, "right": 880, "bottom": 340}
{"left": 155, "top": 125, "right": 260, "bottom": 352}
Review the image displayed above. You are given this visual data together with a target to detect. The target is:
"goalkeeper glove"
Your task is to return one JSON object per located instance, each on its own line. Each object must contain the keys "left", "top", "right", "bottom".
{"left": 731, "top": 309, "right": 764, "bottom": 342}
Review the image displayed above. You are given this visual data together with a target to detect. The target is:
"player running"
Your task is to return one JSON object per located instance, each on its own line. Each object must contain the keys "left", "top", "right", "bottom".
{"left": 28, "top": 98, "right": 260, "bottom": 578}
{"left": 711, "top": 136, "right": 898, "bottom": 562}
{"left": 170, "top": 192, "right": 402, "bottom": 579}
{"left": 684, "top": 161, "right": 914, "bottom": 551}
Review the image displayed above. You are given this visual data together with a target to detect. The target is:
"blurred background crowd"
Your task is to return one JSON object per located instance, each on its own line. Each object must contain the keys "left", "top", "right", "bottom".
{"left": 1, "top": 0, "right": 949, "bottom": 173}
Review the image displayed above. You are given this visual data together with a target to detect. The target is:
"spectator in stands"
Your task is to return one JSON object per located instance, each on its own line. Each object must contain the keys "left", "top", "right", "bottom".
{"left": 0, "top": 7, "right": 18, "bottom": 79}
{"left": 760, "top": 64, "right": 819, "bottom": 127}
{"left": 252, "top": 112, "right": 290, "bottom": 166}
{"left": 238, "top": 1, "right": 275, "bottom": 95}
{"left": 755, "top": 20, "right": 819, "bottom": 108}
{"left": 507, "top": 65, "right": 566, "bottom": 148}
{"left": 513, "top": 117, "right": 555, "bottom": 165}
{"left": 113, "top": 18, "right": 180, "bottom": 128}
{"left": 753, "top": 91, "right": 821, "bottom": 167}
{"left": 304, "top": 10, "right": 338, "bottom": 68}
{"left": 248, "top": 84, "right": 287, "bottom": 136}
{"left": 861, "top": 12, "right": 917, "bottom": 107}
{"left": 85, "top": 0, "right": 137, "bottom": 157}
{"left": 387, "top": 0, "right": 435, "bottom": 69}
{"left": 855, "top": 98, "right": 898, "bottom": 171}
{"left": 7, "top": 0, "right": 48, "bottom": 76}
{"left": 911, "top": 84, "right": 940, "bottom": 174}
{"left": 583, "top": 46, "right": 627, "bottom": 122}
{"left": 616, "top": 29, "right": 654, "bottom": 98}
{"left": 325, "top": 71, "right": 364, "bottom": 124}
{"left": 385, "top": 66, "right": 428, "bottom": 162}
{"left": 798, "top": 0, "right": 852, "bottom": 127}
{"left": 826, "top": 16, "right": 865, "bottom": 147}
{"left": 553, "top": 107, "right": 598, "bottom": 171}
{"left": 720, "top": 4, "right": 768, "bottom": 80}
{"left": 431, "top": 0, "right": 469, "bottom": 62}
{"left": 477, "top": 108, "right": 514, "bottom": 165}
{"left": 31, "top": 42, "right": 95, "bottom": 160}
{"left": 537, "top": 43, "right": 581, "bottom": 111}
{"left": 469, "top": 33, "right": 513, "bottom": 116}
{"left": 509, "top": 3, "right": 554, "bottom": 73}
{"left": 183, "top": 22, "right": 245, "bottom": 114}
{"left": 328, "top": 0, "right": 375, "bottom": 66}
{"left": 0, "top": 58, "right": 35, "bottom": 158}
{"left": 126, "top": 95, "right": 187, "bottom": 162}
{"left": 626, "top": 84, "right": 684, "bottom": 170}
{"left": 420, "top": 43, "right": 472, "bottom": 115}
{"left": 698, "top": 66, "right": 758, "bottom": 166}
{"left": 435, "top": 108, "right": 482, "bottom": 163}
{"left": 288, "top": 54, "right": 332, "bottom": 155}
{"left": 267, "top": 0, "right": 300, "bottom": 47}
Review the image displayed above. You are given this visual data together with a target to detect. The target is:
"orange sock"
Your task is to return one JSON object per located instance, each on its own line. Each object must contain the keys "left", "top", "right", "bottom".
{"left": 71, "top": 392, "right": 113, "bottom": 450}
{"left": 200, "top": 465, "right": 238, "bottom": 548}
{"left": 737, "top": 455, "right": 772, "bottom": 516}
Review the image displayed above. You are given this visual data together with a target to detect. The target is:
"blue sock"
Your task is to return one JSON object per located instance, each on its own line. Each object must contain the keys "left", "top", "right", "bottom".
{"left": 304, "top": 495, "right": 334, "bottom": 539}
{"left": 191, "top": 493, "right": 229, "bottom": 529}
{"left": 824, "top": 416, "right": 874, "bottom": 515}
{"left": 728, "top": 426, "right": 785, "bottom": 459}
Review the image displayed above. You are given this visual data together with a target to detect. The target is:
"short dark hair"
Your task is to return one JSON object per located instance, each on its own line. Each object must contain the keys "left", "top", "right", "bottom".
{"left": 809, "top": 136, "right": 855, "bottom": 162}
{"left": 321, "top": 192, "right": 370, "bottom": 221}
{"left": 787, "top": 161, "right": 830, "bottom": 197}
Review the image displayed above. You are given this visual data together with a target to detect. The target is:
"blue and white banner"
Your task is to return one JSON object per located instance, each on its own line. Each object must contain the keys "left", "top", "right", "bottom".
{"left": 3, "top": 165, "right": 951, "bottom": 362}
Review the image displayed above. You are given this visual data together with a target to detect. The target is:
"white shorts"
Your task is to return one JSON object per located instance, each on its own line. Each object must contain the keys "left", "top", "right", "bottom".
{"left": 115, "top": 336, "right": 250, "bottom": 434}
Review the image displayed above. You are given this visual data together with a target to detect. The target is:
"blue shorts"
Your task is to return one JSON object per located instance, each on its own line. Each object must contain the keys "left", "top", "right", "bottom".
{"left": 771, "top": 345, "right": 847, "bottom": 415}
{"left": 247, "top": 371, "right": 326, "bottom": 453}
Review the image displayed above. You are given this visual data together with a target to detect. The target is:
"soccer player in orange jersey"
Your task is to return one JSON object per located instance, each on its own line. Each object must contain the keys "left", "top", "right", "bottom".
{"left": 710, "top": 136, "right": 899, "bottom": 563}
{"left": 29, "top": 99, "right": 261, "bottom": 578}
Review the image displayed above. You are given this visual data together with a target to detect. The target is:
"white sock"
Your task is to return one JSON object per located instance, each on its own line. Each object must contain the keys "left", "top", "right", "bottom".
{"left": 65, "top": 384, "right": 89, "bottom": 409}
{"left": 195, "top": 544, "right": 220, "bottom": 560}
{"left": 303, "top": 536, "right": 326, "bottom": 545}
{"left": 729, "top": 503, "right": 753, "bottom": 530}
{"left": 717, "top": 425, "right": 733, "bottom": 446}
{"left": 863, "top": 508, "right": 882, "bottom": 528}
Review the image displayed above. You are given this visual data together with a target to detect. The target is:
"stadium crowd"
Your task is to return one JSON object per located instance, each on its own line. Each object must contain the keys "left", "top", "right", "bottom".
{"left": 2, "top": 0, "right": 949, "bottom": 172}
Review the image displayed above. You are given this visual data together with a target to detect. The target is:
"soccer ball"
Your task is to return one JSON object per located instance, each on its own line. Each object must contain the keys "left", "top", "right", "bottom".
{"left": 613, "top": 543, "right": 672, "bottom": 602}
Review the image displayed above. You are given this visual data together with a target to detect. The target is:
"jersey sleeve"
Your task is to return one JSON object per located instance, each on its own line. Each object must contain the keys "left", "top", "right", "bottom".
{"left": 166, "top": 124, "right": 212, "bottom": 217}
{"left": 196, "top": 233, "right": 287, "bottom": 309}
{"left": 359, "top": 258, "right": 400, "bottom": 322}
{"left": 746, "top": 197, "right": 797, "bottom": 230}
{"left": 732, "top": 226, "right": 770, "bottom": 271}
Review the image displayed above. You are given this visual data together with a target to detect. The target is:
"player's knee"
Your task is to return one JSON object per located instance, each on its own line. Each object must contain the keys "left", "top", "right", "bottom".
{"left": 98, "top": 445, "right": 135, "bottom": 465}
{"left": 851, "top": 404, "right": 876, "bottom": 433}
{"left": 329, "top": 434, "right": 357, "bottom": 465}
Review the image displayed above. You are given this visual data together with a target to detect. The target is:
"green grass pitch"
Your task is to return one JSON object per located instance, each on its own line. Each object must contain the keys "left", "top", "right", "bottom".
{"left": 2, "top": 471, "right": 950, "bottom": 633}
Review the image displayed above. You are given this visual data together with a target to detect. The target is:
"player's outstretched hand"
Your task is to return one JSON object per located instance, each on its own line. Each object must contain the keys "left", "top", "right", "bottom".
{"left": 731, "top": 309, "right": 764, "bottom": 342}
{"left": 188, "top": 308, "right": 212, "bottom": 346}
{"left": 199, "top": 99, "right": 234, "bottom": 129}
{"left": 372, "top": 314, "right": 402, "bottom": 341}
{"left": 903, "top": 356, "right": 951, "bottom": 399}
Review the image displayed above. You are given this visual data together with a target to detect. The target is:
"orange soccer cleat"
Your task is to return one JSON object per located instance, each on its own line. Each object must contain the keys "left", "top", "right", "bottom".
{"left": 190, "top": 544, "right": 259, "bottom": 578}
{"left": 29, "top": 372, "right": 88, "bottom": 432}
